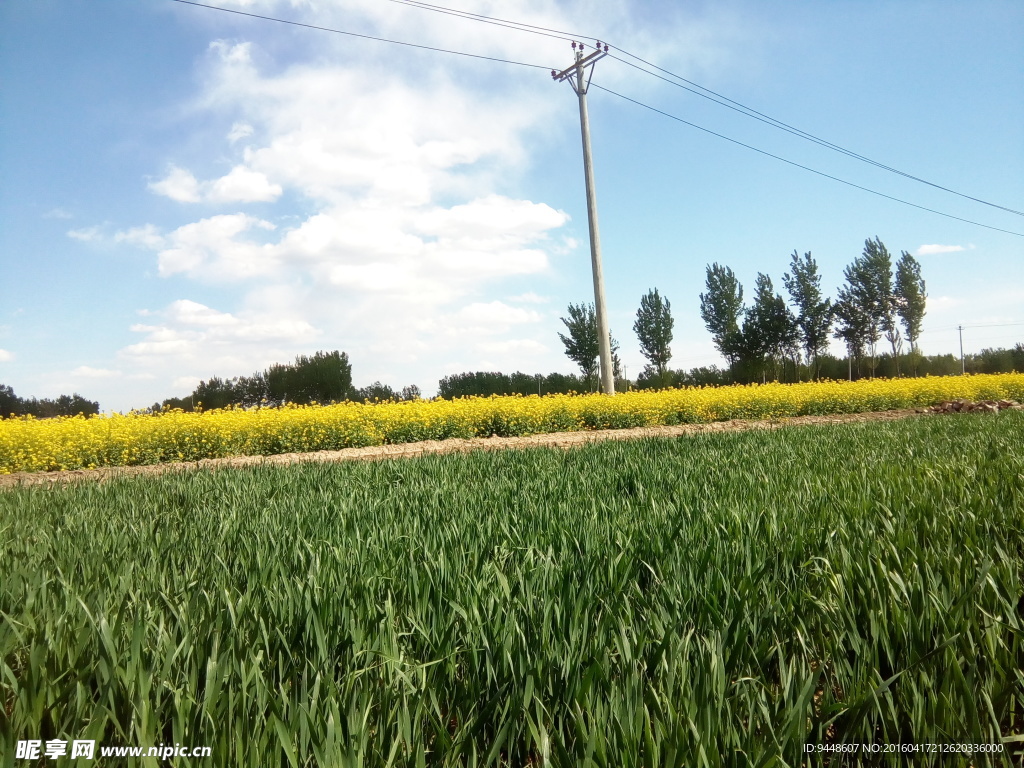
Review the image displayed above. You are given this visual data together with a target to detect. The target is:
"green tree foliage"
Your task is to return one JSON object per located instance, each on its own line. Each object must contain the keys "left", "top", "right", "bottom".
{"left": 264, "top": 351, "right": 354, "bottom": 406}
{"left": 633, "top": 288, "right": 674, "bottom": 383}
{"left": 353, "top": 381, "right": 397, "bottom": 402}
{"left": 558, "top": 303, "right": 599, "bottom": 382}
{"left": 611, "top": 334, "right": 622, "bottom": 381}
{"left": 0, "top": 384, "right": 99, "bottom": 418}
{"left": 834, "top": 238, "right": 893, "bottom": 377}
{"left": 193, "top": 377, "right": 238, "bottom": 411}
{"left": 742, "top": 273, "right": 800, "bottom": 383}
{"left": 348, "top": 382, "right": 420, "bottom": 403}
{"left": 436, "top": 371, "right": 590, "bottom": 399}
{"left": 782, "top": 251, "right": 833, "bottom": 379}
{"left": 699, "top": 264, "right": 745, "bottom": 371}
{"left": 895, "top": 251, "right": 927, "bottom": 373}
{"left": 174, "top": 351, "right": 354, "bottom": 410}
{"left": 634, "top": 365, "right": 732, "bottom": 390}
{"left": 557, "top": 303, "right": 620, "bottom": 389}
{"left": 865, "top": 237, "right": 897, "bottom": 373}
{"left": 864, "top": 240, "right": 903, "bottom": 371}
{"left": 0, "top": 385, "right": 18, "bottom": 419}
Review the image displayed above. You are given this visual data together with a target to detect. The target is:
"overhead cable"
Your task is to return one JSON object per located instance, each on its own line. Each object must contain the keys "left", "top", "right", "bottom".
{"left": 380, "top": 0, "right": 1024, "bottom": 217}
{"left": 168, "top": 0, "right": 552, "bottom": 70}
{"left": 591, "top": 83, "right": 1024, "bottom": 237}
{"left": 169, "top": 0, "right": 1023, "bottom": 237}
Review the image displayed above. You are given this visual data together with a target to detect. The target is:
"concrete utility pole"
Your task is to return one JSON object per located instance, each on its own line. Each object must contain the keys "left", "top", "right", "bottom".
{"left": 958, "top": 325, "right": 965, "bottom": 375}
{"left": 553, "top": 41, "right": 614, "bottom": 396}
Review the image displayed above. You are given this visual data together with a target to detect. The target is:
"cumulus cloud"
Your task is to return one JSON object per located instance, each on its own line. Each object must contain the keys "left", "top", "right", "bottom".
{"left": 0, "top": 349, "right": 13, "bottom": 362}
{"left": 926, "top": 296, "right": 965, "bottom": 310}
{"left": 121, "top": 299, "right": 318, "bottom": 364}
{"left": 114, "top": 224, "right": 166, "bottom": 249}
{"left": 149, "top": 166, "right": 203, "bottom": 203}
{"left": 149, "top": 164, "right": 281, "bottom": 204}
{"left": 112, "top": 2, "right": 730, "bottom": 395}
{"left": 157, "top": 214, "right": 277, "bottom": 280}
{"left": 228, "top": 121, "right": 254, "bottom": 142}
{"left": 71, "top": 366, "right": 121, "bottom": 378}
{"left": 208, "top": 166, "right": 283, "bottom": 203}
{"left": 508, "top": 292, "right": 549, "bottom": 304}
{"left": 456, "top": 301, "right": 542, "bottom": 330}
{"left": 916, "top": 243, "right": 974, "bottom": 256}
{"left": 67, "top": 226, "right": 103, "bottom": 242}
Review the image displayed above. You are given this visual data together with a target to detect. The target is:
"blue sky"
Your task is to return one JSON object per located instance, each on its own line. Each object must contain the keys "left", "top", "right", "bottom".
{"left": 1, "top": 0, "right": 1022, "bottom": 412}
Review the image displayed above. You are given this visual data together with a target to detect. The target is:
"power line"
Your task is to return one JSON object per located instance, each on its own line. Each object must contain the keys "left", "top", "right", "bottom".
{"left": 922, "top": 322, "right": 1024, "bottom": 333}
{"left": 381, "top": 0, "right": 580, "bottom": 44}
{"left": 602, "top": 51, "right": 1024, "bottom": 218}
{"left": 377, "top": 0, "right": 1024, "bottom": 218}
{"left": 170, "top": 0, "right": 1023, "bottom": 237}
{"left": 965, "top": 322, "right": 1024, "bottom": 329}
{"left": 590, "top": 82, "right": 1024, "bottom": 238}
{"left": 168, "top": 0, "right": 551, "bottom": 71}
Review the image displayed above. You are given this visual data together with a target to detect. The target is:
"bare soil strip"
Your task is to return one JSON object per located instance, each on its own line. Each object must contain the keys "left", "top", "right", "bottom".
{"left": 1, "top": 409, "right": 924, "bottom": 490}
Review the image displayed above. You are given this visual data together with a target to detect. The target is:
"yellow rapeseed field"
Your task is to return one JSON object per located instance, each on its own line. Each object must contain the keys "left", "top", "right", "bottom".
{"left": 2, "top": 373, "right": 1022, "bottom": 474}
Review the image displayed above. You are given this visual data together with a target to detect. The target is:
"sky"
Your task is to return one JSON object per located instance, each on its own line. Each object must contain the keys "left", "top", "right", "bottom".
{"left": 1, "top": 0, "right": 1022, "bottom": 412}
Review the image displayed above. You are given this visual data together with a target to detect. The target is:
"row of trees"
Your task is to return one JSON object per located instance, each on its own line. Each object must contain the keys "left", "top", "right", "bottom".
{"left": 554, "top": 237, "right": 930, "bottom": 387}
{"left": 638, "top": 345, "right": 1024, "bottom": 390}
{"left": 699, "top": 238, "right": 927, "bottom": 382}
{"left": 432, "top": 343, "right": 1024, "bottom": 399}
{"left": 557, "top": 288, "right": 676, "bottom": 389}
{"left": 154, "top": 351, "right": 421, "bottom": 412}
{"left": 0, "top": 385, "right": 99, "bottom": 419}
{"left": 437, "top": 371, "right": 601, "bottom": 399}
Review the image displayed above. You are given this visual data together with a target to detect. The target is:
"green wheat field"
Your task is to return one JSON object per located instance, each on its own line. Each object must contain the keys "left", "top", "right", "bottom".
{"left": 2, "top": 413, "right": 1022, "bottom": 766}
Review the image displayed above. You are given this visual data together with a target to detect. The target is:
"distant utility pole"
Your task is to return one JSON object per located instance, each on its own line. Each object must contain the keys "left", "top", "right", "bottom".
{"left": 958, "top": 325, "right": 965, "bottom": 375}
{"left": 553, "top": 41, "right": 615, "bottom": 396}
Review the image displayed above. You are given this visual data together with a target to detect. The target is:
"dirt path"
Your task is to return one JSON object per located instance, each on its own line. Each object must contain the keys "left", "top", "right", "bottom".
{"left": 1, "top": 408, "right": 924, "bottom": 490}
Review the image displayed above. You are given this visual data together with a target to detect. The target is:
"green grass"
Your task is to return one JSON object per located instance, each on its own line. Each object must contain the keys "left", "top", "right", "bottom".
{"left": 2, "top": 413, "right": 1023, "bottom": 767}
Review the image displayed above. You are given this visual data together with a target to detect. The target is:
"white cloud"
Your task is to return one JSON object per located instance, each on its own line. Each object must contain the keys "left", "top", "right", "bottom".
{"left": 456, "top": 301, "right": 542, "bottom": 330}
{"left": 44, "top": 208, "right": 73, "bottom": 219}
{"left": 114, "top": 224, "right": 166, "bottom": 249}
{"left": 207, "top": 166, "right": 282, "bottom": 203}
{"left": 927, "top": 295, "right": 965, "bottom": 310}
{"left": 417, "top": 195, "right": 568, "bottom": 242}
{"left": 121, "top": 299, "right": 318, "bottom": 364}
{"left": 508, "top": 292, "right": 549, "bottom": 304}
{"left": 71, "top": 366, "right": 121, "bottom": 378}
{"left": 106, "top": 3, "right": 730, "bottom": 401}
{"left": 149, "top": 165, "right": 203, "bottom": 203}
{"left": 67, "top": 226, "right": 102, "bottom": 242}
{"left": 475, "top": 338, "right": 548, "bottom": 356}
{"left": 157, "top": 214, "right": 277, "bottom": 280}
{"left": 917, "top": 244, "right": 962, "bottom": 257}
{"left": 149, "top": 164, "right": 281, "bottom": 204}
{"left": 0, "top": 349, "right": 13, "bottom": 362}
{"left": 228, "top": 121, "right": 254, "bottom": 142}
{"left": 173, "top": 376, "right": 202, "bottom": 390}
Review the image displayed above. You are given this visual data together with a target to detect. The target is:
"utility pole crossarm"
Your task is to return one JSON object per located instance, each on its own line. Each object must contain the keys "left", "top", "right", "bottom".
{"left": 551, "top": 47, "right": 606, "bottom": 85}
{"left": 553, "top": 40, "right": 615, "bottom": 396}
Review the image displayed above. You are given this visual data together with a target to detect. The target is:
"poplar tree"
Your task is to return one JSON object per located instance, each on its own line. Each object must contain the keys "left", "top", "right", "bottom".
{"left": 558, "top": 303, "right": 620, "bottom": 389}
{"left": 743, "top": 273, "right": 799, "bottom": 383}
{"left": 633, "top": 288, "right": 674, "bottom": 383}
{"left": 835, "top": 238, "right": 892, "bottom": 377}
{"left": 782, "top": 250, "right": 833, "bottom": 380}
{"left": 895, "top": 251, "right": 927, "bottom": 374}
{"left": 700, "top": 264, "right": 745, "bottom": 379}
